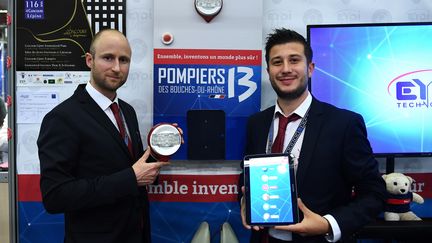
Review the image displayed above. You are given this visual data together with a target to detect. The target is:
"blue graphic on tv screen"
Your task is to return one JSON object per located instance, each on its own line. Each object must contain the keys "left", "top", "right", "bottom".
{"left": 25, "top": 0, "right": 45, "bottom": 20}
{"left": 308, "top": 23, "right": 432, "bottom": 156}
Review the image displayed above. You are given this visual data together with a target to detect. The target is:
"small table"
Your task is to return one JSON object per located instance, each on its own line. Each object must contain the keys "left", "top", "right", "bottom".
{"left": 355, "top": 219, "right": 432, "bottom": 241}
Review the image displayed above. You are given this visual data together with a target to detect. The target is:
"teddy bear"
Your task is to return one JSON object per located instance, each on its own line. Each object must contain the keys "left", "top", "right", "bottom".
{"left": 382, "top": 172, "right": 424, "bottom": 221}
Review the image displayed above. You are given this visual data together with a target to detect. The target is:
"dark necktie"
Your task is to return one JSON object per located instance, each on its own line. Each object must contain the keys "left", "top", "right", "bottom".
{"left": 110, "top": 103, "right": 133, "bottom": 157}
{"left": 262, "top": 112, "right": 300, "bottom": 243}
{"left": 271, "top": 112, "right": 301, "bottom": 153}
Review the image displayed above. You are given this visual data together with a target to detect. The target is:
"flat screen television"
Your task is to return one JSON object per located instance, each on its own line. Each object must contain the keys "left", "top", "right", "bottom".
{"left": 307, "top": 22, "right": 432, "bottom": 157}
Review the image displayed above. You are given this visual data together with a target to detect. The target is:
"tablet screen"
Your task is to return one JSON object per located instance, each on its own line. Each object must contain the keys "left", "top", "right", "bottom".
{"left": 243, "top": 153, "right": 298, "bottom": 226}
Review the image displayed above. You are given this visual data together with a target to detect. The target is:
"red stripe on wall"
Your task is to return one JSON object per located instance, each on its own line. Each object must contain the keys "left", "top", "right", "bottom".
{"left": 406, "top": 173, "right": 432, "bottom": 198}
{"left": 154, "top": 49, "right": 262, "bottom": 65}
{"left": 148, "top": 174, "right": 240, "bottom": 202}
{"left": 17, "top": 173, "right": 240, "bottom": 203}
{"left": 23, "top": 172, "right": 429, "bottom": 203}
{"left": 17, "top": 174, "right": 42, "bottom": 202}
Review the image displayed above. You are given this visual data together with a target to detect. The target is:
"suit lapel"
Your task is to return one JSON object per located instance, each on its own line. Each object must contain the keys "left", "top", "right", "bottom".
{"left": 259, "top": 107, "right": 275, "bottom": 154}
{"left": 296, "top": 99, "right": 325, "bottom": 186}
{"left": 74, "top": 84, "right": 133, "bottom": 160}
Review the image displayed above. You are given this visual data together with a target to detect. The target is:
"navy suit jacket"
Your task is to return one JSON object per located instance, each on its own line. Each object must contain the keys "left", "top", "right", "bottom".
{"left": 239, "top": 97, "right": 386, "bottom": 243}
{"left": 38, "top": 84, "right": 150, "bottom": 243}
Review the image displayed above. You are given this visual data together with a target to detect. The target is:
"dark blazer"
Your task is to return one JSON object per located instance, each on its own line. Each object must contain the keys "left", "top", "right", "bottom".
{"left": 38, "top": 84, "right": 150, "bottom": 243}
{"left": 239, "top": 97, "right": 386, "bottom": 243}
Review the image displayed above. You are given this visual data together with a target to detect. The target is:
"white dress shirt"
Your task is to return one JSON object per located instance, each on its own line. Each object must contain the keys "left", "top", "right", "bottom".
{"left": 85, "top": 82, "right": 131, "bottom": 137}
{"left": 267, "top": 91, "right": 341, "bottom": 242}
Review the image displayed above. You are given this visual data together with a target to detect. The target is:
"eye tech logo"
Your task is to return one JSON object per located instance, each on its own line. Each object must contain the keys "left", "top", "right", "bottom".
{"left": 387, "top": 69, "right": 432, "bottom": 108}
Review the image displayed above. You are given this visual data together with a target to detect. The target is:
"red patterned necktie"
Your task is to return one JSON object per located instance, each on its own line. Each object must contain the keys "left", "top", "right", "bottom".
{"left": 110, "top": 103, "right": 133, "bottom": 157}
{"left": 271, "top": 112, "right": 301, "bottom": 153}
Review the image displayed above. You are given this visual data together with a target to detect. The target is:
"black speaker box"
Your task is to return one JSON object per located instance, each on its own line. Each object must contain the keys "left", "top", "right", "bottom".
{"left": 187, "top": 109, "right": 225, "bottom": 160}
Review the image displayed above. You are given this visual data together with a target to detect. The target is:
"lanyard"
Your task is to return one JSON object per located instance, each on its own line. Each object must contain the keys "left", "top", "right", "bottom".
{"left": 266, "top": 107, "right": 310, "bottom": 155}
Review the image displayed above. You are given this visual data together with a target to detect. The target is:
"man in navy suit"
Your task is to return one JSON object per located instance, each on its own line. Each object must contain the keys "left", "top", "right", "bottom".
{"left": 38, "top": 29, "right": 170, "bottom": 243}
{"left": 239, "top": 28, "right": 386, "bottom": 242}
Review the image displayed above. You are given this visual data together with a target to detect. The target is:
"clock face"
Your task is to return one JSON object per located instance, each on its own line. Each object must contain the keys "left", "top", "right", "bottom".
{"left": 195, "top": 0, "right": 223, "bottom": 16}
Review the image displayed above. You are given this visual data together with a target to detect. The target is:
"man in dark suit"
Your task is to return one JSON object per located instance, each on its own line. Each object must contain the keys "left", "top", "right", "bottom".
{"left": 38, "top": 29, "right": 170, "bottom": 243}
{"left": 238, "top": 28, "right": 386, "bottom": 242}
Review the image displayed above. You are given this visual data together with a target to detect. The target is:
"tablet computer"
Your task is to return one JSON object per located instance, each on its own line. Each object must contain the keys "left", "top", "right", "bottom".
{"left": 243, "top": 153, "right": 299, "bottom": 226}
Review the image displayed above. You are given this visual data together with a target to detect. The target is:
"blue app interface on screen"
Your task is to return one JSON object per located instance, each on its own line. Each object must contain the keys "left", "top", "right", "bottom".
{"left": 247, "top": 156, "right": 294, "bottom": 224}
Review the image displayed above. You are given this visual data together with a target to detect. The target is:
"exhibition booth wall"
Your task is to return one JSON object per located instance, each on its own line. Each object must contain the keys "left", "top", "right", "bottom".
{"left": 5, "top": 0, "right": 432, "bottom": 242}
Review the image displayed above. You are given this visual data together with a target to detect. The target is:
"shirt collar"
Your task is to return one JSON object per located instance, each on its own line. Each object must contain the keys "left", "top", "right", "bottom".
{"left": 85, "top": 82, "right": 119, "bottom": 110}
{"left": 274, "top": 91, "right": 312, "bottom": 118}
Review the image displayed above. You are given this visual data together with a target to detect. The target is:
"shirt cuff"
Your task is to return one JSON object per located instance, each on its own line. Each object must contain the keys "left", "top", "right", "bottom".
{"left": 323, "top": 214, "right": 341, "bottom": 242}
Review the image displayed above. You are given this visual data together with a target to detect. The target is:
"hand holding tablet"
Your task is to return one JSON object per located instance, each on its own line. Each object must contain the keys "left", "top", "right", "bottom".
{"left": 243, "top": 153, "right": 299, "bottom": 226}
